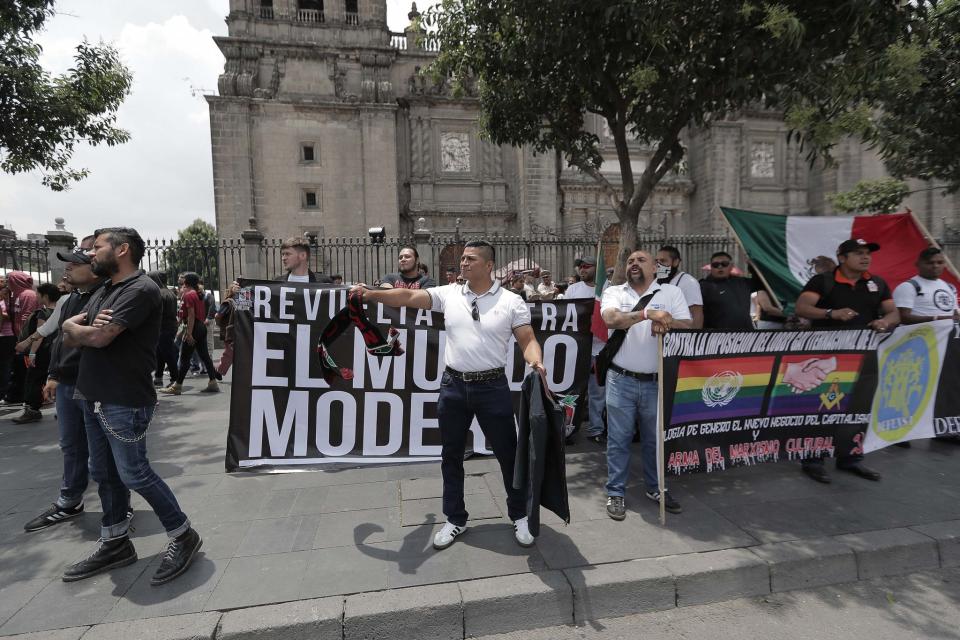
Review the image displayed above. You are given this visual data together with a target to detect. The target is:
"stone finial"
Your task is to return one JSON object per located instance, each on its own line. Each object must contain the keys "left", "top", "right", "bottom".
{"left": 247, "top": 216, "right": 258, "bottom": 230}
{"left": 54, "top": 217, "right": 66, "bottom": 231}
{"left": 408, "top": 2, "right": 420, "bottom": 22}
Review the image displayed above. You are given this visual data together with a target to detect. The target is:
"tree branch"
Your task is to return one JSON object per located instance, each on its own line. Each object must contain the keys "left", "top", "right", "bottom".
{"left": 574, "top": 159, "right": 621, "bottom": 210}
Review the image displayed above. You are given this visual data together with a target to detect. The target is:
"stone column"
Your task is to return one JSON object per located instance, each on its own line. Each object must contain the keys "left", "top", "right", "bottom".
{"left": 413, "top": 217, "right": 434, "bottom": 277}
{"left": 45, "top": 218, "right": 76, "bottom": 285}
{"left": 241, "top": 217, "right": 265, "bottom": 280}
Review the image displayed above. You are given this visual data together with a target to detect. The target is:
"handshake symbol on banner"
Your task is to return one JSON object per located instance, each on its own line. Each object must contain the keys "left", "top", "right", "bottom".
{"left": 782, "top": 357, "right": 837, "bottom": 394}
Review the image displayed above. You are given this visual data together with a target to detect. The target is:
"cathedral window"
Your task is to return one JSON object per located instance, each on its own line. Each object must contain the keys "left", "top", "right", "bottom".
{"left": 297, "top": 0, "right": 325, "bottom": 23}
{"left": 258, "top": 0, "right": 274, "bottom": 19}
{"left": 301, "top": 143, "right": 316, "bottom": 163}
{"left": 302, "top": 188, "right": 320, "bottom": 209}
{"left": 345, "top": 0, "right": 359, "bottom": 25}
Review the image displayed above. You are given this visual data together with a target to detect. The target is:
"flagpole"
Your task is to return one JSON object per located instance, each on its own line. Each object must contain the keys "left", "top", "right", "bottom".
{"left": 906, "top": 210, "right": 960, "bottom": 282}
{"left": 716, "top": 206, "right": 785, "bottom": 311}
{"left": 657, "top": 333, "right": 666, "bottom": 527}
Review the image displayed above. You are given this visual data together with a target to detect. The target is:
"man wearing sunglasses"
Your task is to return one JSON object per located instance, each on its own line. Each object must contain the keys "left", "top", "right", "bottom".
{"left": 351, "top": 240, "right": 546, "bottom": 551}
{"left": 699, "top": 251, "right": 756, "bottom": 330}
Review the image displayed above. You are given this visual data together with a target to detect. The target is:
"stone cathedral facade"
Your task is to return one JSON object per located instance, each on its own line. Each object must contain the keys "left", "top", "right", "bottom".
{"left": 208, "top": 0, "right": 959, "bottom": 243}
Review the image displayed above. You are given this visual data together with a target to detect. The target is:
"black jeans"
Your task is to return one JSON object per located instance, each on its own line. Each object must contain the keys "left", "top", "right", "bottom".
{"left": 0, "top": 335, "right": 15, "bottom": 399}
{"left": 155, "top": 329, "right": 179, "bottom": 382}
{"left": 24, "top": 347, "right": 50, "bottom": 411}
{"left": 5, "top": 348, "right": 26, "bottom": 404}
{"left": 437, "top": 371, "right": 526, "bottom": 526}
{"left": 174, "top": 324, "right": 217, "bottom": 384}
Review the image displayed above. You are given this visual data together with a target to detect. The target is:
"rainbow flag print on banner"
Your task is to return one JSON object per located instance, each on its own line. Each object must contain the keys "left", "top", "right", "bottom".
{"left": 669, "top": 356, "right": 776, "bottom": 426}
{"left": 767, "top": 354, "right": 865, "bottom": 416}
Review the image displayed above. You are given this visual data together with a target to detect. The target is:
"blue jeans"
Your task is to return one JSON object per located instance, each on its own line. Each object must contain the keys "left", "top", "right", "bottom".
{"left": 437, "top": 372, "right": 526, "bottom": 526}
{"left": 83, "top": 401, "right": 189, "bottom": 540}
{"left": 55, "top": 383, "right": 89, "bottom": 509}
{"left": 605, "top": 372, "right": 660, "bottom": 496}
{"left": 585, "top": 356, "right": 606, "bottom": 436}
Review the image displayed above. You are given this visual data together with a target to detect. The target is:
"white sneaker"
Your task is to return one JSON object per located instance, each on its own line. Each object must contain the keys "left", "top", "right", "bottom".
{"left": 513, "top": 517, "right": 535, "bottom": 547}
{"left": 433, "top": 521, "right": 466, "bottom": 550}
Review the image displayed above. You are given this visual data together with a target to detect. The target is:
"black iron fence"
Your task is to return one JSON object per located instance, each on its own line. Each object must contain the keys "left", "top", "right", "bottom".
{"left": 0, "top": 240, "right": 53, "bottom": 285}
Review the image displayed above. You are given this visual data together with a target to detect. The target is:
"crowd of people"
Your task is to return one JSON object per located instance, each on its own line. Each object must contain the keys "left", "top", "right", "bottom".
{"left": 13, "top": 229, "right": 958, "bottom": 579}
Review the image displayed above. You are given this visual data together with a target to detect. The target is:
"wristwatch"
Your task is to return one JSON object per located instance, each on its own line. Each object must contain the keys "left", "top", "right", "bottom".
{"left": 825, "top": 309, "right": 833, "bottom": 320}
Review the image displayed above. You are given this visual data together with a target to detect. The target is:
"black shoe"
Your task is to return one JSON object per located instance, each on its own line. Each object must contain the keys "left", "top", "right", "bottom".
{"left": 24, "top": 502, "right": 84, "bottom": 532}
{"left": 838, "top": 463, "right": 881, "bottom": 481}
{"left": 62, "top": 536, "right": 137, "bottom": 582}
{"left": 646, "top": 489, "right": 683, "bottom": 514}
{"left": 12, "top": 408, "right": 42, "bottom": 424}
{"left": 151, "top": 528, "right": 202, "bottom": 586}
{"left": 586, "top": 433, "right": 607, "bottom": 446}
{"left": 802, "top": 463, "right": 831, "bottom": 483}
{"left": 606, "top": 496, "right": 626, "bottom": 521}
{"left": 213, "top": 370, "right": 223, "bottom": 381}
{"left": 153, "top": 378, "right": 164, "bottom": 387}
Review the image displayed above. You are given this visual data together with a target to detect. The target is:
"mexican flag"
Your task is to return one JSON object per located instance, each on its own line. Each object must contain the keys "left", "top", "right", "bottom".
{"left": 591, "top": 241, "right": 608, "bottom": 342}
{"left": 720, "top": 207, "right": 960, "bottom": 311}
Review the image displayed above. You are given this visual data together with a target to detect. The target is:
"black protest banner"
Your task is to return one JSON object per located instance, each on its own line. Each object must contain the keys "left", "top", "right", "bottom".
{"left": 226, "top": 281, "right": 593, "bottom": 471}
{"left": 660, "top": 329, "right": 880, "bottom": 475}
{"left": 933, "top": 323, "right": 960, "bottom": 438}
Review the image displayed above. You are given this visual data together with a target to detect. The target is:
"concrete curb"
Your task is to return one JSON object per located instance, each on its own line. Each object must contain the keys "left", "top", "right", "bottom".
{"left": 4, "top": 520, "right": 957, "bottom": 640}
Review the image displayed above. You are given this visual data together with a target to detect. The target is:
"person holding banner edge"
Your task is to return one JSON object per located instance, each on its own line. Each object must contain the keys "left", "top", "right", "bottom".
{"left": 350, "top": 240, "right": 547, "bottom": 550}
{"left": 601, "top": 249, "right": 692, "bottom": 519}
{"left": 795, "top": 238, "right": 900, "bottom": 483}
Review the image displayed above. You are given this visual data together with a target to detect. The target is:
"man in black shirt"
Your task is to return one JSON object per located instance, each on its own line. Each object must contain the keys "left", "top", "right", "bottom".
{"left": 60, "top": 227, "right": 201, "bottom": 586}
{"left": 381, "top": 245, "right": 436, "bottom": 289}
{"left": 699, "top": 252, "right": 755, "bottom": 330}
{"left": 149, "top": 271, "right": 179, "bottom": 386}
{"left": 795, "top": 237, "right": 899, "bottom": 483}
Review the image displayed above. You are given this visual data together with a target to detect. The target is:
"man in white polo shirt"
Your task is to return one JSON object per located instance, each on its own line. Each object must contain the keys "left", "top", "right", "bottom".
{"left": 601, "top": 249, "right": 692, "bottom": 519}
{"left": 894, "top": 247, "right": 959, "bottom": 324}
{"left": 351, "top": 240, "right": 547, "bottom": 551}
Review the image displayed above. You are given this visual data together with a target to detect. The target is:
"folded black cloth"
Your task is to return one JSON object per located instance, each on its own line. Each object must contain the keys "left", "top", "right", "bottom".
{"left": 316, "top": 289, "right": 403, "bottom": 384}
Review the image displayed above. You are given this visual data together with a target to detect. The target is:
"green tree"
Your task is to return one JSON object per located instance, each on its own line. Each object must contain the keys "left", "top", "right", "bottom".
{"left": 0, "top": 1, "right": 133, "bottom": 190}
{"left": 828, "top": 178, "right": 911, "bottom": 215}
{"left": 423, "top": 1, "right": 929, "bottom": 275}
{"left": 869, "top": 1, "right": 960, "bottom": 192}
{"left": 166, "top": 219, "right": 219, "bottom": 288}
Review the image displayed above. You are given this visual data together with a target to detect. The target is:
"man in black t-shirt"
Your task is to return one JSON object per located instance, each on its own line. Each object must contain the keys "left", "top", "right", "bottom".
{"left": 795, "top": 237, "right": 899, "bottom": 484}
{"left": 699, "top": 252, "right": 756, "bottom": 330}
{"left": 60, "top": 227, "right": 202, "bottom": 586}
{"left": 381, "top": 245, "right": 436, "bottom": 289}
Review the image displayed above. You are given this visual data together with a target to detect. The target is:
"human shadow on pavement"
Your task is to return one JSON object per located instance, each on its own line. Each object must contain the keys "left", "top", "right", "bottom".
{"left": 353, "top": 516, "right": 436, "bottom": 575}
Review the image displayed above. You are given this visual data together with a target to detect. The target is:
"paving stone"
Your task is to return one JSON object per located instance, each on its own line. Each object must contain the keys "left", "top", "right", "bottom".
{"left": 0, "top": 578, "right": 49, "bottom": 627}
{"left": 204, "top": 551, "right": 311, "bottom": 611}
{"left": 661, "top": 549, "right": 770, "bottom": 607}
{"left": 401, "top": 493, "right": 503, "bottom": 527}
{"left": 0, "top": 628, "right": 88, "bottom": 640}
{"left": 218, "top": 597, "right": 343, "bottom": 640}
{"left": 81, "top": 612, "right": 221, "bottom": 640}
{"left": 749, "top": 537, "right": 858, "bottom": 592}
{"left": 400, "top": 475, "right": 487, "bottom": 500}
{"left": 834, "top": 527, "right": 940, "bottom": 579}
{"left": 563, "top": 558, "right": 674, "bottom": 621}
{"left": 313, "top": 507, "right": 402, "bottom": 549}
{"left": 912, "top": 519, "right": 960, "bottom": 567}
{"left": 460, "top": 571, "right": 572, "bottom": 637}
{"left": 345, "top": 583, "right": 460, "bottom": 640}
{"left": 322, "top": 481, "right": 399, "bottom": 514}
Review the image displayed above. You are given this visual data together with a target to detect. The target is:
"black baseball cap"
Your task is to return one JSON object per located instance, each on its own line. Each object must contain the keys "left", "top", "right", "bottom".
{"left": 57, "top": 248, "right": 92, "bottom": 264}
{"left": 576, "top": 256, "right": 597, "bottom": 266}
{"left": 837, "top": 238, "right": 880, "bottom": 255}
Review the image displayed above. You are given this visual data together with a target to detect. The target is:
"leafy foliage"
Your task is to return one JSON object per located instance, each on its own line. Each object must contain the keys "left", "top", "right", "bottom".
{"left": 827, "top": 178, "right": 910, "bottom": 214}
{"left": 0, "top": 0, "right": 133, "bottom": 190}
{"left": 869, "top": 1, "right": 960, "bottom": 192}
{"left": 166, "top": 219, "right": 219, "bottom": 288}
{"left": 422, "top": 0, "right": 929, "bottom": 273}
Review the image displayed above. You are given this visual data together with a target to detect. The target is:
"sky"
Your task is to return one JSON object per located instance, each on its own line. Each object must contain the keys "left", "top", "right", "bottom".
{"left": 0, "top": 0, "right": 438, "bottom": 241}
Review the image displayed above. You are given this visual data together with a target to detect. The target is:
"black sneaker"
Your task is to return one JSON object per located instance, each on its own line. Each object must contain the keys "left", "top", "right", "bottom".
{"left": 12, "top": 408, "right": 42, "bottom": 424}
{"left": 586, "top": 433, "right": 607, "bottom": 446}
{"left": 645, "top": 489, "right": 683, "bottom": 514}
{"left": 24, "top": 502, "right": 84, "bottom": 532}
{"left": 151, "top": 528, "right": 202, "bottom": 586}
{"left": 62, "top": 536, "right": 137, "bottom": 582}
{"left": 606, "top": 496, "right": 626, "bottom": 521}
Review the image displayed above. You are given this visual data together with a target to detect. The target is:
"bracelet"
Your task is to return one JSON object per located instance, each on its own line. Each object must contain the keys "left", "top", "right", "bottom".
{"left": 825, "top": 309, "right": 833, "bottom": 320}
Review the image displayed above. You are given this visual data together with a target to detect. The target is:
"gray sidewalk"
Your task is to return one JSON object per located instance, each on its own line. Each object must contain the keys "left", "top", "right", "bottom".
{"left": 2, "top": 377, "right": 960, "bottom": 637}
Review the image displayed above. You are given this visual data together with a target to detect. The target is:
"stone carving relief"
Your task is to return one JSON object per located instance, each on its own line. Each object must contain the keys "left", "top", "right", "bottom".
{"left": 441, "top": 132, "right": 471, "bottom": 173}
{"left": 750, "top": 141, "right": 776, "bottom": 179}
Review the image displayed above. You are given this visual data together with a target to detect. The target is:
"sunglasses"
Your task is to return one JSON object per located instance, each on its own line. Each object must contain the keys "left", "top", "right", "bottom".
{"left": 471, "top": 299, "right": 480, "bottom": 322}
{"left": 711, "top": 261, "right": 731, "bottom": 268}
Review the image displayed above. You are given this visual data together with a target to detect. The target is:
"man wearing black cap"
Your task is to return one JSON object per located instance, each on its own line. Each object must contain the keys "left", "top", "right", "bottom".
{"left": 794, "top": 237, "right": 899, "bottom": 483}
{"left": 22, "top": 236, "right": 111, "bottom": 531}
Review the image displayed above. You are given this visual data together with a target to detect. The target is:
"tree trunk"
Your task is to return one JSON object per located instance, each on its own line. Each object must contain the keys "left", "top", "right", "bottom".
{"left": 611, "top": 200, "right": 642, "bottom": 284}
